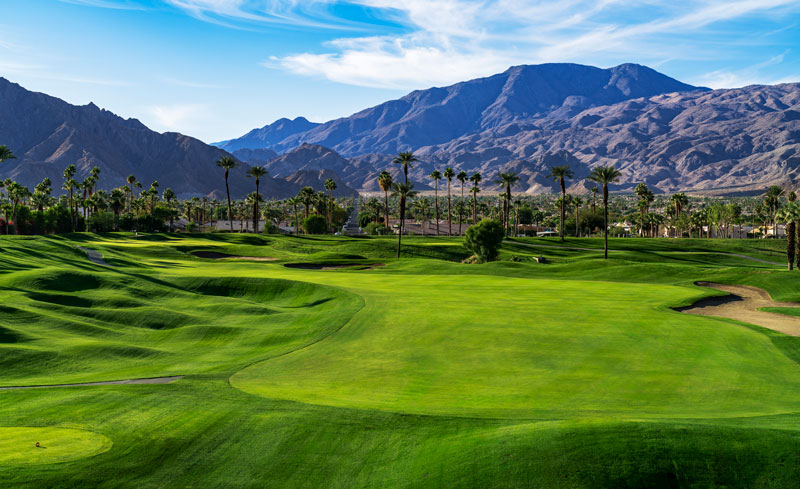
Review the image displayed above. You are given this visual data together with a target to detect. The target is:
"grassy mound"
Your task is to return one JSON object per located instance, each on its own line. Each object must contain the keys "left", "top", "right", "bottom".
{"left": 0, "top": 427, "right": 112, "bottom": 466}
{"left": 3, "top": 233, "right": 800, "bottom": 488}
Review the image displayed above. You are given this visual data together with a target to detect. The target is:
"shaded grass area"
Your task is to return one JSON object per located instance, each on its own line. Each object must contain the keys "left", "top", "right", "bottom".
{"left": 3, "top": 233, "right": 800, "bottom": 488}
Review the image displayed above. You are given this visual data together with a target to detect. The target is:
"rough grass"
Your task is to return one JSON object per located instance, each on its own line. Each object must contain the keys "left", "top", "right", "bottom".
{"left": 2, "top": 233, "right": 800, "bottom": 488}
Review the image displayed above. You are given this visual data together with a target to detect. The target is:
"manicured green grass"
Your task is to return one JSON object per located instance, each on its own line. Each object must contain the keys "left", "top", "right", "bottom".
{"left": 0, "top": 427, "right": 112, "bottom": 466}
{"left": 2, "top": 233, "right": 800, "bottom": 488}
{"left": 761, "top": 307, "right": 800, "bottom": 317}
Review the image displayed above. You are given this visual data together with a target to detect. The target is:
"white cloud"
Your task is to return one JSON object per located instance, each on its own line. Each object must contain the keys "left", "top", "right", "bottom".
{"left": 270, "top": 0, "right": 800, "bottom": 89}
{"left": 693, "top": 49, "right": 795, "bottom": 88}
{"left": 55, "top": 0, "right": 800, "bottom": 89}
{"left": 274, "top": 33, "right": 514, "bottom": 89}
{"left": 146, "top": 104, "right": 211, "bottom": 132}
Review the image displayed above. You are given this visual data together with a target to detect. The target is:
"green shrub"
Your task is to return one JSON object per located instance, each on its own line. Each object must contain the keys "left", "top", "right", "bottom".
{"left": 464, "top": 218, "right": 504, "bottom": 263}
{"left": 357, "top": 212, "right": 373, "bottom": 228}
{"left": 87, "top": 211, "right": 115, "bottom": 233}
{"left": 261, "top": 222, "right": 280, "bottom": 234}
{"left": 304, "top": 215, "right": 328, "bottom": 234}
{"left": 364, "top": 222, "right": 387, "bottom": 235}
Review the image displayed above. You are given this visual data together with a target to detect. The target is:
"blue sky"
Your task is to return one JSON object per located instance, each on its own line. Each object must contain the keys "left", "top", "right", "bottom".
{"left": 2, "top": 0, "right": 799, "bottom": 143}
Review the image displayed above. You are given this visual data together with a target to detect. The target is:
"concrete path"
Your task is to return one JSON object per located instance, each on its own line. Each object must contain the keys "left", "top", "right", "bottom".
{"left": 0, "top": 376, "right": 184, "bottom": 391}
{"left": 676, "top": 282, "right": 800, "bottom": 336}
{"left": 77, "top": 246, "right": 112, "bottom": 267}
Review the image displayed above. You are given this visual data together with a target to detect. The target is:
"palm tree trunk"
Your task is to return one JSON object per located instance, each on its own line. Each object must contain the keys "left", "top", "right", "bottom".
{"left": 328, "top": 190, "right": 334, "bottom": 234}
{"left": 603, "top": 185, "right": 609, "bottom": 259}
{"left": 559, "top": 178, "right": 566, "bottom": 242}
{"left": 12, "top": 201, "right": 18, "bottom": 235}
{"left": 384, "top": 190, "right": 389, "bottom": 232}
{"left": 224, "top": 172, "right": 233, "bottom": 233}
{"left": 434, "top": 182, "right": 439, "bottom": 236}
{"left": 472, "top": 191, "right": 477, "bottom": 225}
{"left": 397, "top": 196, "right": 405, "bottom": 258}
{"left": 254, "top": 180, "right": 260, "bottom": 233}
{"left": 459, "top": 182, "right": 465, "bottom": 235}
{"left": 447, "top": 180, "right": 451, "bottom": 236}
{"left": 787, "top": 221, "right": 796, "bottom": 271}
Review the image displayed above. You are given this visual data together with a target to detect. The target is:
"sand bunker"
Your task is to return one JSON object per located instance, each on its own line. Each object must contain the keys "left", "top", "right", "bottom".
{"left": 676, "top": 282, "right": 800, "bottom": 336}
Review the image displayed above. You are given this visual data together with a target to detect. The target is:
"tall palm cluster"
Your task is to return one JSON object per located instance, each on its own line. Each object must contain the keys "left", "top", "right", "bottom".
{"left": 0, "top": 150, "right": 350, "bottom": 235}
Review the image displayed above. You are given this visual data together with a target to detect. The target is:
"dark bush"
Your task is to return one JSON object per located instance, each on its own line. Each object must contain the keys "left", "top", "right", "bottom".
{"left": 464, "top": 218, "right": 504, "bottom": 263}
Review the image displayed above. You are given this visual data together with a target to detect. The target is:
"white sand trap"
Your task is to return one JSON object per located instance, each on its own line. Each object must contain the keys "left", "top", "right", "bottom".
{"left": 676, "top": 282, "right": 800, "bottom": 336}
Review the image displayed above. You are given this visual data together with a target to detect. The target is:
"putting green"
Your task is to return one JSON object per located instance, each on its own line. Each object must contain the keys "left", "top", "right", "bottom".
{"left": 230, "top": 273, "right": 800, "bottom": 419}
{"left": 0, "top": 427, "right": 112, "bottom": 466}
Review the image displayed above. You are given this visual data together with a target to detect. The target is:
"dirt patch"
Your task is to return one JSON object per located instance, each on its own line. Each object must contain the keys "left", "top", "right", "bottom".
{"left": 192, "top": 251, "right": 278, "bottom": 261}
{"left": 283, "top": 263, "right": 386, "bottom": 271}
{"left": 675, "top": 282, "right": 800, "bottom": 336}
{"left": 0, "top": 376, "right": 184, "bottom": 390}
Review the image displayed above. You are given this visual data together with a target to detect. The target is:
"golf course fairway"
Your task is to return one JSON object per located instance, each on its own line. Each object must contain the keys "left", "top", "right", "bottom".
{"left": 2, "top": 233, "right": 800, "bottom": 488}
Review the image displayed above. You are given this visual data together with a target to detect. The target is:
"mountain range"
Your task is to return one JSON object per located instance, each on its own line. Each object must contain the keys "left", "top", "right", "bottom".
{"left": 0, "top": 77, "right": 357, "bottom": 199}
{"left": 220, "top": 63, "right": 800, "bottom": 195}
{"left": 2, "top": 62, "right": 799, "bottom": 198}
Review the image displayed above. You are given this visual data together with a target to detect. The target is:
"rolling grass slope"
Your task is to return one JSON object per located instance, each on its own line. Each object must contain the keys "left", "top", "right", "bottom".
{"left": 1, "top": 233, "right": 800, "bottom": 488}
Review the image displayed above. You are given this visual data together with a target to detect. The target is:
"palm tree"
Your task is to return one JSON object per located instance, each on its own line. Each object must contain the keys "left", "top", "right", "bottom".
{"left": 298, "top": 187, "right": 316, "bottom": 232}
{"left": 469, "top": 172, "right": 481, "bottom": 224}
{"left": 125, "top": 174, "right": 137, "bottom": 212}
{"left": 548, "top": 165, "right": 574, "bottom": 242}
{"left": 393, "top": 151, "right": 418, "bottom": 183}
{"left": 0, "top": 145, "right": 15, "bottom": 163}
{"left": 764, "top": 185, "right": 786, "bottom": 236}
{"left": 245, "top": 192, "right": 265, "bottom": 233}
{"left": 288, "top": 196, "right": 300, "bottom": 234}
{"left": 62, "top": 165, "right": 78, "bottom": 231}
{"left": 442, "top": 167, "right": 454, "bottom": 235}
{"left": 573, "top": 196, "right": 584, "bottom": 237}
{"left": 215, "top": 156, "right": 237, "bottom": 232}
{"left": 669, "top": 192, "right": 689, "bottom": 237}
{"left": 634, "top": 183, "right": 653, "bottom": 237}
{"left": 591, "top": 186, "right": 598, "bottom": 213}
{"left": 391, "top": 182, "right": 418, "bottom": 258}
{"left": 456, "top": 170, "right": 467, "bottom": 234}
{"left": 429, "top": 170, "right": 441, "bottom": 235}
{"left": 587, "top": 165, "right": 622, "bottom": 259}
{"left": 324, "top": 178, "right": 337, "bottom": 233}
{"left": 777, "top": 193, "right": 800, "bottom": 270}
{"left": 6, "top": 181, "right": 30, "bottom": 235}
{"left": 246, "top": 166, "right": 268, "bottom": 233}
{"left": 32, "top": 177, "right": 52, "bottom": 212}
{"left": 495, "top": 172, "right": 519, "bottom": 235}
{"left": 378, "top": 170, "right": 393, "bottom": 230}
{"left": 89, "top": 166, "right": 101, "bottom": 196}
{"left": 414, "top": 198, "right": 430, "bottom": 236}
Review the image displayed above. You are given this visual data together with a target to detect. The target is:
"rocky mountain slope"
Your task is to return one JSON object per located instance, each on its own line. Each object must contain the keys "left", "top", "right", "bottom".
{"left": 224, "top": 63, "right": 800, "bottom": 195}
{"left": 217, "top": 117, "right": 319, "bottom": 152}
{"left": 0, "top": 77, "right": 263, "bottom": 198}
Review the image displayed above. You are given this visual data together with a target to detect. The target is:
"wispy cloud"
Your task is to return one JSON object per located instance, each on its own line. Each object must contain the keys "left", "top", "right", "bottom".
{"left": 159, "top": 77, "right": 224, "bottom": 89}
{"left": 55, "top": 0, "right": 800, "bottom": 89}
{"left": 146, "top": 103, "right": 211, "bottom": 132}
{"left": 0, "top": 60, "right": 132, "bottom": 86}
{"left": 273, "top": 0, "right": 800, "bottom": 89}
{"left": 58, "top": 0, "right": 147, "bottom": 10}
{"left": 694, "top": 49, "right": 795, "bottom": 88}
